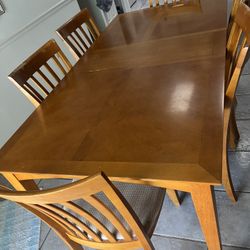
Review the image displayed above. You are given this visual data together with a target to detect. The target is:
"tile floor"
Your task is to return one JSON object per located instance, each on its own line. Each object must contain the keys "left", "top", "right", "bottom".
{"left": 37, "top": 59, "right": 250, "bottom": 250}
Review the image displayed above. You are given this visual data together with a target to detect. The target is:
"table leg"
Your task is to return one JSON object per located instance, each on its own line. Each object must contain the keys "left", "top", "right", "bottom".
{"left": 166, "top": 189, "right": 181, "bottom": 207}
{"left": 191, "top": 185, "right": 221, "bottom": 250}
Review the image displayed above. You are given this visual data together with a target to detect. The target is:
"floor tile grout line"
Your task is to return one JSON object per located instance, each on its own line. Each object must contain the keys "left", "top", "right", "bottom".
{"left": 236, "top": 94, "right": 250, "bottom": 96}
{"left": 153, "top": 233, "right": 206, "bottom": 245}
{"left": 39, "top": 228, "right": 51, "bottom": 250}
{"left": 214, "top": 189, "right": 250, "bottom": 194}
{"left": 152, "top": 234, "right": 250, "bottom": 249}
{"left": 229, "top": 149, "right": 250, "bottom": 152}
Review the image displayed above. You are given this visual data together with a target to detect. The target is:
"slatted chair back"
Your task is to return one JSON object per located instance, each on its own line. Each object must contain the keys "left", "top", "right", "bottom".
{"left": 0, "top": 172, "right": 154, "bottom": 250}
{"left": 8, "top": 40, "right": 72, "bottom": 106}
{"left": 149, "top": 0, "right": 161, "bottom": 7}
{"left": 148, "top": 0, "right": 200, "bottom": 8}
{"left": 56, "top": 9, "right": 100, "bottom": 59}
{"left": 226, "top": 1, "right": 250, "bottom": 84}
{"left": 228, "top": 0, "right": 244, "bottom": 36}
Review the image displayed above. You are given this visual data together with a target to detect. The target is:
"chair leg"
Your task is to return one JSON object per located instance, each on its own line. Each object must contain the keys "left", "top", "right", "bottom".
{"left": 166, "top": 189, "right": 181, "bottom": 207}
{"left": 229, "top": 108, "right": 239, "bottom": 149}
{"left": 222, "top": 146, "right": 237, "bottom": 203}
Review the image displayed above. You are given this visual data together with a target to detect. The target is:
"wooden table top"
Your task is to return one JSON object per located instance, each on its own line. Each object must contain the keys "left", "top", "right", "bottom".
{"left": 0, "top": 0, "right": 227, "bottom": 185}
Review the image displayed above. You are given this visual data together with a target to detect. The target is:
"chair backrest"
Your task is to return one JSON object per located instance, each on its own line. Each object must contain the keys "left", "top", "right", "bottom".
{"left": 226, "top": 45, "right": 249, "bottom": 106}
{"left": 8, "top": 40, "right": 72, "bottom": 105}
{"left": 0, "top": 172, "right": 153, "bottom": 250}
{"left": 227, "top": 0, "right": 245, "bottom": 39}
{"left": 226, "top": 1, "right": 250, "bottom": 84}
{"left": 56, "top": 9, "right": 100, "bottom": 59}
{"left": 148, "top": 0, "right": 200, "bottom": 8}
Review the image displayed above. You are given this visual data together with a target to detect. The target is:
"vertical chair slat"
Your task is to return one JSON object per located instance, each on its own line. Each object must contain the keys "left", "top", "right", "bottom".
{"left": 30, "top": 76, "right": 50, "bottom": 96}
{"left": 22, "top": 84, "right": 43, "bottom": 103}
{"left": 88, "top": 19, "right": 100, "bottom": 38}
{"left": 24, "top": 83, "right": 44, "bottom": 103}
{"left": 57, "top": 51, "right": 72, "bottom": 71}
{"left": 89, "top": 17, "right": 100, "bottom": 37}
{"left": 79, "top": 26, "right": 93, "bottom": 45}
{"left": 53, "top": 55, "right": 67, "bottom": 75}
{"left": 74, "top": 30, "right": 89, "bottom": 51}
{"left": 36, "top": 69, "right": 56, "bottom": 89}
{"left": 70, "top": 33, "right": 86, "bottom": 55}
{"left": 65, "top": 36, "right": 83, "bottom": 58}
{"left": 44, "top": 62, "right": 61, "bottom": 83}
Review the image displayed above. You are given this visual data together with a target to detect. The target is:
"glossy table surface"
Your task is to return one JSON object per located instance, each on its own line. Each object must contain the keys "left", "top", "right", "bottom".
{"left": 0, "top": 0, "right": 227, "bottom": 184}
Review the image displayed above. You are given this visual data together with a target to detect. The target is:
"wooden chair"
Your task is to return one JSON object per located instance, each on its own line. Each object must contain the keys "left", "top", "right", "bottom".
{"left": 56, "top": 9, "right": 100, "bottom": 60}
{"left": 148, "top": 0, "right": 200, "bottom": 9}
{"left": 168, "top": 2, "right": 250, "bottom": 204}
{"left": 223, "top": 2, "right": 250, "bottom": 202}
{"left": 8, "top": 40, "right": 72, "bottom": 106}
{"left": 0, "top": 172, "right": 165, "bottom": 250}
{"left": 226, "top": 1, "right": 250, "bottom": 146}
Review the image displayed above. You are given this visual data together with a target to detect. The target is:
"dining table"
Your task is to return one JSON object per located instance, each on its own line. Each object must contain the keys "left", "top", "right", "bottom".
{"left": 0, "top": 0, "right": 228, "bottom": 249}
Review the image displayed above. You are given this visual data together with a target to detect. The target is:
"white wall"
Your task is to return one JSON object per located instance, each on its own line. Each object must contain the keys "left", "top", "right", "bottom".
{"left": 0, "top": 0, "right": 60, "bottom": 42}
{"left": 0, "top": 0, "right": 80, "bottom": 148}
